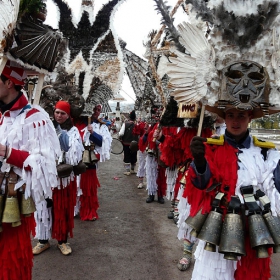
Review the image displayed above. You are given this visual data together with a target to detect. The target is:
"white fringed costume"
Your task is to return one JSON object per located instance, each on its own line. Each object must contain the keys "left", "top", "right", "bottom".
{"left": 52, "top": 125, "right": 84, "bottom": 242}
{"left": 34, "top": 126, "right": 84, "bottom": 240}
{"left": 83, "top": 121, "right": 112, "bottom": 163}
{"left": 0, "top": 95, "right": 60, "bottom": 280}
{"left": 136, "top": 150, "right": 147, "bottom": 178}
{"left": 165, "top": 167, "right": 178, "bottom": 200}
{"left": 0, "top": 104, "right": 60, "bottom": 201}
{"left": 145, "top": 154, "right": 158, "bottom": 195}
{"left": 185, "top": 136, "right": 280, "bottom": 280}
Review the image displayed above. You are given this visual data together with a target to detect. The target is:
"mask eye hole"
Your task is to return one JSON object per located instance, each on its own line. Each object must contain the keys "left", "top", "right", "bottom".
{"left": 226, "top": 70, "right": 243, "bottom": 84}
{"left": 247, "top": 72, "right": 265, "bottom": 85}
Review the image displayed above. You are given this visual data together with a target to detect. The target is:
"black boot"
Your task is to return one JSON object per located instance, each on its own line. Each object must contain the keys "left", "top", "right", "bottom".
{"left": 158, "top": 197, "right": 165, "bottom": 204}
{"left": 167, "top": 210, "right": 174, "bottom": 219}
{"left": 146, "top": 195, "right": 154, "bottom": 203}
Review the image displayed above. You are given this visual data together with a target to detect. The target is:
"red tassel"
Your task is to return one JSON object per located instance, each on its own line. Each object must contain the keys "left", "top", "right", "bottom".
{"left": 52, "top": 180, "right": 77, "bottom": 241}
{"left": 157, "top": 165, "right": 167, "bottom": 196}
{"left": 0, "top": 215, "right": 35, "bottom": 280}
{"left": 235, "top": 224, "right": 272, "bottom": 280}
{"left": 79, "top": 169, "right": 100, "bottom": 221}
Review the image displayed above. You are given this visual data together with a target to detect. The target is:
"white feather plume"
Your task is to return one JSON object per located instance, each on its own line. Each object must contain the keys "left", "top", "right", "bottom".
{"left": 167, "top": 22, "right": 217, "bottom": 104}
{"left": 0, "top": 0, "right": 19, "bottom": 55}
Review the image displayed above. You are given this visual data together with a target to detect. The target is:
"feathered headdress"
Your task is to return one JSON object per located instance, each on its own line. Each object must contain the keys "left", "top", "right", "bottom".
{"left": 156, "top": 0, "right": 280, "bottom": 119}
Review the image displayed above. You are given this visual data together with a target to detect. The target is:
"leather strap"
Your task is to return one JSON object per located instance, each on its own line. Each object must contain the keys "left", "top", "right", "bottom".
{"left": 240, "top": 186, "right": 261, "bottom": 214}
{"left": 7, "top": 169, "right": 18, "bottom": 197}
{"left": 227, "top": 196, "right": 241, "bottom": 214}
{"left": 211, "top": 192, "right": 224, "bottom": 209}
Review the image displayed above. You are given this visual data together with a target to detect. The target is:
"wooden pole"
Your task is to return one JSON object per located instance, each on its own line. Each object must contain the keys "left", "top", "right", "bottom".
{"left": 197, "top": 104, "right": 205, "bottom": 136}
{"left": 0, "top": 57, "right": 8, "bottom": 75}
{"left": 32, "top": 73, "right": 45, "bottom": 105}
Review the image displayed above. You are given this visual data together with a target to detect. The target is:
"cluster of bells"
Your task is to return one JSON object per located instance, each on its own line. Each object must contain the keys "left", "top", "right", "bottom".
{"left": 82, "top": 143, "right": 99, "bottom": 165}
{"left": 184, "top": 191, "right": 280, "bottom": 260}
{"left": 0, "top": 190, "right": 36, "bottom": 232}
{"left": 57, "top": 150, "right": 88, "bottom": 178}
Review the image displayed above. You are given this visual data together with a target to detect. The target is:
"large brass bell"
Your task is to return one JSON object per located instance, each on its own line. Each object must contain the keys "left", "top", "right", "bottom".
{"left": 90, "top": 150, "right": 99, "bottom": 163}
{"left": 89, "top": 143, "right": 99, "bottom": 163}
{"left": 248, "top": 213, "right": 275, "bottom": 258}
{"left": 2, "top": 196, "right": 21, "bottom": 227}
{"left": 82, "top": 148, "right": 91, "bottom": 164}
{"left": 218, "top": 213, "right": 246, "bottom": 260}
{"left": 57, "top": 163, "right": 73, "bottom": 178}
{"left": 185, "top": 209, "right": 208, "bottom": 238}
{"left": 73, "top": 161, "right": 87, "bottom": 175}
{"left": 179, "top": 166, "right": 186, "bottom": 173}
{"left": 21, "top": 193, "right": 36, "bottom": 217}
{"left": 179, "top": 174, "right": 186, "bottom": 186}
{"left": 197, "top": 209, "right": 223, "bottom": 252}
{"left": 263, "top": 212, "right": 280, "bottom": 253}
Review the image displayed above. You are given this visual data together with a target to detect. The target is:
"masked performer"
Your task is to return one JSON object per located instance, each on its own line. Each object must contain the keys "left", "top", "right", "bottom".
{"left": 0, "top": 60, "right": 60, "bottom": 279}
{"left": 155, "top": 1, "right": 280, "bottom": 278}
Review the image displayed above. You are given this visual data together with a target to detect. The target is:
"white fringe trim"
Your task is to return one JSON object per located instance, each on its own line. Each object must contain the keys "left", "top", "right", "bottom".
{"left": 236, "top": 138, "right": 280, "bottom": 216}
{"left": 0, "top": 106, "right": 61, "bottom": 204}
{"left": 137, "top": 150, "right": 147, "bottom": 178}
{"left": 34, "top": 200, "right": 52, "bottom": 240}
{"left": 145, "top": 155, "right": 158, "bottom": 195}
{"left": 192, "top": 241, "right": 237, "bottom": 280}
{"left": 165, "top": 167, "right": 178, "bottom": 200}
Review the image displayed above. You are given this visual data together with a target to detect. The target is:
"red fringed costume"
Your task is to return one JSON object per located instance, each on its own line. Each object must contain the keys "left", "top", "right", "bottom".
{"left": 183, "top": 141, "right": 272, "bottom": 279}
{"left": 0, "top": 215, "right": 35, "bottom": 280}
{"left": 79, "top": 169, "right": 100, "bottom": 220}
{"left": 74, "top": 118, "right": 103, "bottom": 221}
{"left": 52, "top": 180, "right": 77, "bottom": 240}
{"left": 160, "top": 127, "right": 212, "bottom": 200}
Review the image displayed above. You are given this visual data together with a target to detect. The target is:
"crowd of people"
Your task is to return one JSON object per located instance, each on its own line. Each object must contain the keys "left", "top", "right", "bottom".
{"left": 116, "top": 104, "right": 280, "bottom": 280}
{"left": 0, "top": 60, "right": 112, "bottom": 280}
{"left": 1, "top": 59, "right": 280, "bottom": 280}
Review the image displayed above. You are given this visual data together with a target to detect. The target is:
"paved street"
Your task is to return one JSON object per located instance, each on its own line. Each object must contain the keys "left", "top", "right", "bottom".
{"left": 32, "top": 151, "right": 280, "bottom": 280}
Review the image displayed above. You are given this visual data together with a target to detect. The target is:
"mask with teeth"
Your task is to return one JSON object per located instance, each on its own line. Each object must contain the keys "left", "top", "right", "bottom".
{"left": 219, "top": 60, "right": 270, "bottom": 115}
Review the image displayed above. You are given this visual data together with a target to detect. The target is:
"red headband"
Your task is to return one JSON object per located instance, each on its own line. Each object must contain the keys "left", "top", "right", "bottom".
{"left": 2, "top": 60, "right": 27, "bottom": 86}
{"left": 55, "top": 101, "right": 71, "bottom": 116}
{"left": 94, "top": 104, "right": 102, "bottom": 110}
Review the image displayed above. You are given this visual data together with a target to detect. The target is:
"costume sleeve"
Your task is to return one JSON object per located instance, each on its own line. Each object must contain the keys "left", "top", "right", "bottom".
{"left": 58, "top": 131, "right": 70, "bottom": 152}
{"left": 190, "top": 161, "right": 211, "bottom": 190}
{"left": 89, "top": 131, "right": 103, "bottom": 147}
{"left": 6, "top": 149, "right": 30, "bottom": 170}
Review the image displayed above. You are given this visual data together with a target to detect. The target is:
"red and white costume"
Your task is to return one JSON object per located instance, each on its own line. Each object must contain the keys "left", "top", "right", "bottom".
{"left": 184, "top": 135, "right": 280, "bottom": 280}
{"left": 51, "top": 125, "right": 84, "bottom": 241}
{"left": 0, "top": 94, "right": 60, "bottom": 280}
{"left": 75, "top": 118, "right": 112, "bottom": 221}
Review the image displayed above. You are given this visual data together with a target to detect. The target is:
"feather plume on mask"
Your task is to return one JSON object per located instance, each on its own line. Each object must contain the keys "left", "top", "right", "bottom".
{"left": 167, "top": 22, "right": 218, "bottom": 105}
{"left": 155, "top": 0, "right": 280, "bottom": 119}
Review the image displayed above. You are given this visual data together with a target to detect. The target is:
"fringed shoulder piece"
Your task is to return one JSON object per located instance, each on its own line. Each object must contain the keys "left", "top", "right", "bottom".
{"left": 253, "top": 136, "right": 276, "bottom": 149}
{"left": 206, "top": 135, "right": 225, "bottom": 146}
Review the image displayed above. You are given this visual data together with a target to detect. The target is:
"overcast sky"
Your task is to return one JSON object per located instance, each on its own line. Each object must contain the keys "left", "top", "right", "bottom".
{"left": 45, "top": 0, "right": 186, "bottom": 104}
